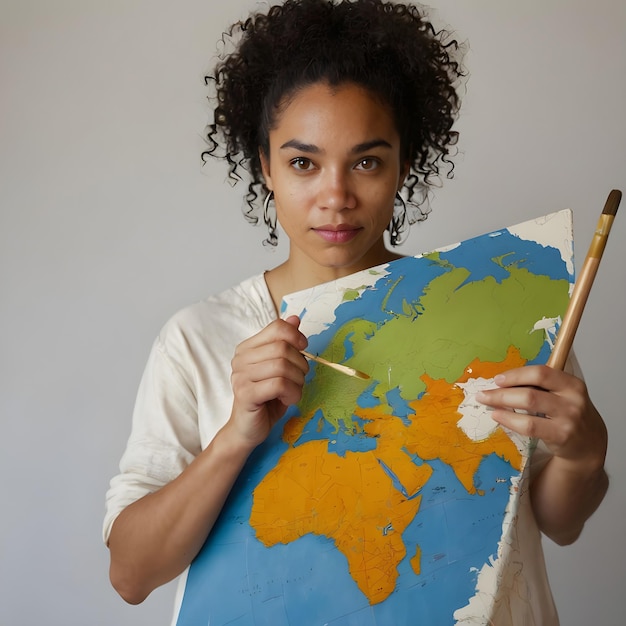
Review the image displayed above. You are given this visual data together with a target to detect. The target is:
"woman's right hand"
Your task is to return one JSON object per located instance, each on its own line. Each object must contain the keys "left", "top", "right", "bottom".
{"left": 109, "top": 315, "right": 310, "bottom": 604}
{"left": 228, "top": 315, "right": 309, "bottom": 448}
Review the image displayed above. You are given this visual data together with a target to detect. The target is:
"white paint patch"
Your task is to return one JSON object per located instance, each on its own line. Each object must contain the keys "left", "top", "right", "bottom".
{"left": 508, "top": 208, "right": 574, "bottom": 276}
{"left": 417, "top": 240, "right": 462, "bottom": 255}
{"left": 456, "top": 377, "right": 500, "bottom": 441}
{"left": 530, "top": 315, "right": 561, "bottom": 349}
{"left": 282, "top": 264, "right": 390, "bottom": 335}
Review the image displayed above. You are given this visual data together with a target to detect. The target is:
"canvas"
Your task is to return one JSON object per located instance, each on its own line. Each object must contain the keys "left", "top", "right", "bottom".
{"left": 176, "top": 209, "right": 575, "bottom": 625}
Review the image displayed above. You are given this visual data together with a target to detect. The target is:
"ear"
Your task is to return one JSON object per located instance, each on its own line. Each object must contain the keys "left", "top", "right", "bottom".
{"left": 259, "top": 149, "right": 273, "bottom": 191}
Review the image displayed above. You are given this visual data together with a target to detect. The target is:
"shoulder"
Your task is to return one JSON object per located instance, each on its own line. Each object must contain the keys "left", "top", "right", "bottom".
{"left": 157, "top": 274, "right": 276, "bottom": 364}
{"left": 164, "top": 273, "right": 275, "bottom": 336}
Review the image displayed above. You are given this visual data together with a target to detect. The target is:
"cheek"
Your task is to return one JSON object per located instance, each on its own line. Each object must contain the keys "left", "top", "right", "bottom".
{"left": 277, "top": 181, "right": 317, "bottom": 212}
{"left": 370, "top": 186, "right": 397, "bottom": 218}
{"left": 274, "top": 196, "right": 304, "bottom": 227}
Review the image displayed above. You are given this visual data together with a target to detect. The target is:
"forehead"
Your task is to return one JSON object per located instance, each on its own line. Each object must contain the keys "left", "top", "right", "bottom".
{"left": 270, "top": 81, "right": 399, "bottom": 147}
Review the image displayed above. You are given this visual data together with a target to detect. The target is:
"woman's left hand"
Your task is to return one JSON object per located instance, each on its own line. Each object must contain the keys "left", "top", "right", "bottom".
{"left": 477, "top": 364, "right": 609, "bottom": 544}
{"left": 477, "top": 365, "right": 607, "bottom": 471}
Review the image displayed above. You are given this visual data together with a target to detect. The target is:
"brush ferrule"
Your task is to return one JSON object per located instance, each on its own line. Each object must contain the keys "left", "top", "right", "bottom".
{"left": 589, "top": 213, "right": 614, "bottom": 258}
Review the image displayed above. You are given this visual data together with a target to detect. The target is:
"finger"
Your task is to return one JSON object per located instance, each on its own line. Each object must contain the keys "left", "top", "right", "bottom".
{"left": 491, "top": 365, "right": 587, "bottom": 397}
{"left": 245, "top": 376, "right": 306, "bottom": 408}
{"left": 233, "top": 369, "right": 307, "bottom": 410}
{"left": 232, "top": 348, "right": 309, "bottom": 400}
{"left": 246, "top": 353, "right": 309, "bottom": 385}
{"left": 477, "top": 386, "right": 566, "bottom": 419}
{"left": 488, "top": 407, "right": 557, "bottom": 442}
{"left": 233, "top": 340, "right": 309, "bottom": 377}
{"left": 238, "top": 318, "right": 308, "bottom": 352}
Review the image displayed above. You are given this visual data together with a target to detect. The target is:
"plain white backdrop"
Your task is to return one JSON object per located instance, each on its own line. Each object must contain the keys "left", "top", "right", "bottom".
{"left": 1, "top": 1, "right": 624, "bottom": 624}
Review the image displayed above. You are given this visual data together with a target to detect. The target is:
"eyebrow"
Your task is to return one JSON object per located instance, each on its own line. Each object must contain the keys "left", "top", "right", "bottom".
{"left": 352, "top": 139, "right": 393, "bottom": 153}
{"left": 280, "top": 139, "right": 321, "bottom": 153}
{"left": 279, "top": 138, "right": 393, "bottom": 154}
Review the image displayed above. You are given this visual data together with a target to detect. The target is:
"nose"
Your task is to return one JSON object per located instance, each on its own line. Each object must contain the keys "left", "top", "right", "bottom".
{"left": 317, "top": 168, "right": 357, "bottom": 212}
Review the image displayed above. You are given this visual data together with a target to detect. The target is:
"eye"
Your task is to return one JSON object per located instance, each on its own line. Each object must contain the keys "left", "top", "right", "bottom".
{"left": 355, "top": 158, "right": 380, "bottom": 171}
{"left": 290, "top": 157, "right": 314, "bottom": 171}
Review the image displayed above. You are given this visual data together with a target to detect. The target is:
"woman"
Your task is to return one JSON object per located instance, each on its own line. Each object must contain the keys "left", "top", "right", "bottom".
{"left": 104, "top": 1, "right": 608, "bottom": 623}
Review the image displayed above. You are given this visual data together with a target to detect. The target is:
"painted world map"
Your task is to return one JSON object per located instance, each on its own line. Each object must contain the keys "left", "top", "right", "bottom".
{"left": 177, "top": 210, "right": 574, "bottom": 625}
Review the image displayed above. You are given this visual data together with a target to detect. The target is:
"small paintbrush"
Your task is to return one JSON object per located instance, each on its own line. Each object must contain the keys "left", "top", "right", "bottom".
{"left": 548, "top": 189, "right": 621, "bottom": 370}
{"left": 301, "top": 350, "right": 371, "bottom": 380}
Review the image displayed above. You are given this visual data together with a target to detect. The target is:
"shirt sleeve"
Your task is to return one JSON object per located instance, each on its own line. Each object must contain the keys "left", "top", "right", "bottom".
{"left": 103, "top": 336, "right": 201, "bottom": 544}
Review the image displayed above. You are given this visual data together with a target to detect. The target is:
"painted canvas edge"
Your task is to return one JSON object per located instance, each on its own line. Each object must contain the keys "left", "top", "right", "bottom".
{"left": 281, "top": 209, "right": 575, "bottom": 318}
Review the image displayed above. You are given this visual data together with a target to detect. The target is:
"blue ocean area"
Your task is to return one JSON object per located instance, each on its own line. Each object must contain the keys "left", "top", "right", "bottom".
{"left": 435, "top": 229, "right": 571, "bottom": 288}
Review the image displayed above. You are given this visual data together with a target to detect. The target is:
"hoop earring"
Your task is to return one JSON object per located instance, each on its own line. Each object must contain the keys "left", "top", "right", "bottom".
{"left": 389, "top": 191, "right": 408, "bottom": 246}
{"left": 262, "top": 191, "right": 278, "bottom": 247}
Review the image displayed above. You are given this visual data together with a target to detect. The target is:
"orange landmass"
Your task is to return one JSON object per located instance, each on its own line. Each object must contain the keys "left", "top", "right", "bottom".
{"left": 250, "top": 345, "right": 526, "bottom": 605}
{"left": 250, "top": 440, "right": 429, "bottom": 605}
{"left": 410, "top": 545, "right": 421, "bottom": 576}
{"left": 360, "top": 346, "right": 524, "bottom": 495}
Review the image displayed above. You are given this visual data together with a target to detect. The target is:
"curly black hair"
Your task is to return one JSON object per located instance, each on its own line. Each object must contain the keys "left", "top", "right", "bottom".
{"left": 203, "top": 0, "right": 465, "bottom": 245}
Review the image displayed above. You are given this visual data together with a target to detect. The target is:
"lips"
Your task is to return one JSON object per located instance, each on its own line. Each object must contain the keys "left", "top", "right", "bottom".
{"left": 313, "top": 224, "right": 362, "bottom": 243}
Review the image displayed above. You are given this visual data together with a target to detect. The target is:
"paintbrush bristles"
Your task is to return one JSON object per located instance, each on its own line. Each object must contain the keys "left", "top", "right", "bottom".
{"left": 602, "top": 189, "right": 621, "bottom": 216}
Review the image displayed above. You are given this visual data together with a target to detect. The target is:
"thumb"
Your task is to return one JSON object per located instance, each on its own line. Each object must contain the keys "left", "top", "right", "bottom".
{"left": 283, "top": 315, "right": 308, "bottom": 351}
{"left": 284, "top": 314, "right": 301, "bottom": 329}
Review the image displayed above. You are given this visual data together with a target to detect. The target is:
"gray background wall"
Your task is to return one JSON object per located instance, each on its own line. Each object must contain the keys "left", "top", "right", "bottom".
{"left": 1, "top": 1, "right": 624, "bottom": 624}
